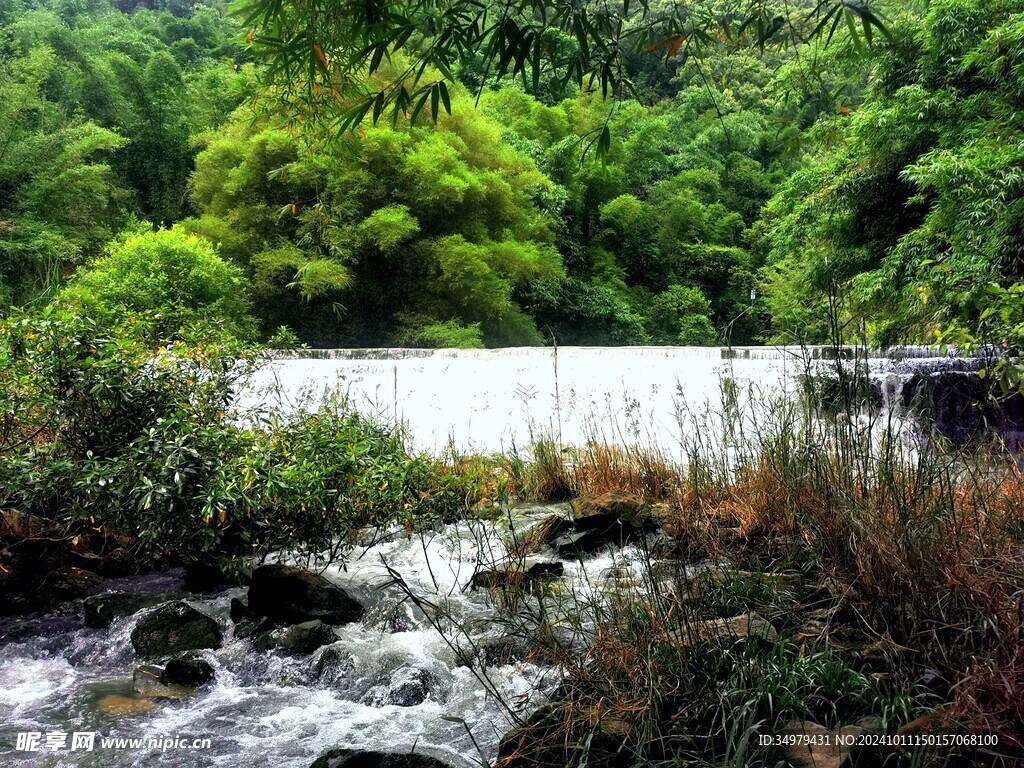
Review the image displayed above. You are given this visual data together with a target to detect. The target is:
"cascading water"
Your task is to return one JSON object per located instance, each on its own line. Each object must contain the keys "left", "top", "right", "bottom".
{"left": 4, "top": 344, "right": 1017, "bottom": 768}
{"left": 0, "top": 505, "right": 658, "bottom": 767}
{"left": 245, "top": 345, "right": 1021, "bottom": 454}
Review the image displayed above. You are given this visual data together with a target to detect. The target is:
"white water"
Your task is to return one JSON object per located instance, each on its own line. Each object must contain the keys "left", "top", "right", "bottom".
{"left": 242, "top": 347, "right": 833, "bottom": 455}
{"left": 0, "top": 506, "right": 661, "bottom": 768}
{"left": 242, "top": 345, "right": 980, "bottom": 456}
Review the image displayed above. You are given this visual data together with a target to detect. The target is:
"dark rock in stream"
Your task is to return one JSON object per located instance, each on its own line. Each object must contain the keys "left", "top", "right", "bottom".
{"left": 162, "top": 652, "right": 215, "bottom": 687}
{"left": 41, "top": 566, "right": 104, "bottom": 604}
{"left": 84, "top": 592, "right": 163, "bottom": 629}
{"left": 229, "top": 597, "right": 251, "bottom": 623}
{"left": 470, "top": 561, "right": 564, "bottom": 590}
{"left": 248, "top": 564, "right": 364, "bottom": 625}
{"left": 130, "top": 601, "right": 223, "bottom": 658}
{"left": 253, "top": 619, "right": 336, "bottom": 654}
{"left": 310, "top": 749, "right": 453, "bottom": 768}
{"left": 361, "top": 667, "right": 433, "bottom": 707}
{"left": 543, "top": 490, "right": 656, "bottom": 557}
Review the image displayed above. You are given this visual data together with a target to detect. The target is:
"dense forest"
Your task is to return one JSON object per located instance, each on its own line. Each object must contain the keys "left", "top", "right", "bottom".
{"left": 3, "top": 0, "right": 1021, "bottom": 352}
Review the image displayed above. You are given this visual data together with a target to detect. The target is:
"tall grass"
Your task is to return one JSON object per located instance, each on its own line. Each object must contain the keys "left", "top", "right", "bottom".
{"left": 476, "top": 374, "right": 1024, "bottom": 767}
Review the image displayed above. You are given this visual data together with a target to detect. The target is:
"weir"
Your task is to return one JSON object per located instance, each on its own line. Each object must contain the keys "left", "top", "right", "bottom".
{"left": 243, "top": 346, "right": 1020, "bottom": 454}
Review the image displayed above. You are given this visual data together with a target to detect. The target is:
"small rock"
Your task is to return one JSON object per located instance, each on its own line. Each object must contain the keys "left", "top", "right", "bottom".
{"left": 542, "top": 491, "right": 656, "bottom": 556}
{"left": 235, "top": 614, "right": 276, "bottom": 640}
{"left": 310, "top": 749, "right": 451, "bottom": 768}
{"left": 229, "top": 597, "right": 251, "bottom": 623}
{"left": 161, "top": 653, "right": 215, "bottom": 687}
{"left": 248, "top": 564, "right": 363, "bottom": 625}
{"left": 130, "top": 601, "right": 223, "bottom": 658}
{"left": 470, "top": 561, "right": 564, "bottom": 590}
{"left": 668, "top": 612, "right": 780, "bottom": 646}
{"left": 84, "top": 592, "right": 162, "bottom": 629}
{"left": 361, "top": 668, "right": 432, "bottom": 708}
{"left": 254, "top": 620, "right": 336, "bottom": 655}
{"left": 316, "top": 646, "right": 356, "bottom": 685}
{"left": 132, "top": 665, "right": 192, "bottom": 700}
{"left": 96, "top": 694, "right": 159, "bottom": 717}
{"left": 781, "top": 721, "right": 862, "bottom": 768}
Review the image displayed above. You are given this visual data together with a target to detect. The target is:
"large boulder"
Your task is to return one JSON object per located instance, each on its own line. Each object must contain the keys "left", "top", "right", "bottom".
{"left": 84, "top": 592, "right": 163, "bottom": 629}
{"left": 310, "top": 749, "right": 452, "bottom": 768}
{"left": 130, "top": 601, "right": 222, "bottom": 658}
{"left": 544, "top": 491, "right": 655, "bottom": 556}
{"left": 248, "top": 564, "right": 363, "bottom": 625}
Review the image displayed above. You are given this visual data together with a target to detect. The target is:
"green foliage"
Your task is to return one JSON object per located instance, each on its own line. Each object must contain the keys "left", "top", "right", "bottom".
{"left": 0, "top": 46, "right": 125, "bottom": 303}
{"left": 760, "top": 0, "right": 1024, "bottom": 360}
{"left": 237, "top": 0, "right": 886, "bottom": 148}
{"left": 0, "top": 307, "right": 481, "bottom": 568}
{"left": 186, "top": 73, "right": 565, "bottom": 346}
{"left": 62, "top": 228, "right": 254, "bottom": 337}
{"left": 647, "top": 285, "right": 717, "bottom": 345}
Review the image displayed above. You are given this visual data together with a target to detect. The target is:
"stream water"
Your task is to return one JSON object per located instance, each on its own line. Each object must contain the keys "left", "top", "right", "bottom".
{"left": 0, "top": 505, "right": 657, "bottom": 767}
{"left": 1, "top": 344, "right": 1007, "bottom": 767}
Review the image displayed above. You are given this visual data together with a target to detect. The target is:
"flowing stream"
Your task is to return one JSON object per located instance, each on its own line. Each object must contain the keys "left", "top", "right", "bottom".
{"left": 0, "top": 505, "right": 657, "bottom": 767}
{"left": 243, "top": 345, "right": 999, "bottom": 456}
{"left": 2, "top": 344, "right": 1007, "bottom": 767}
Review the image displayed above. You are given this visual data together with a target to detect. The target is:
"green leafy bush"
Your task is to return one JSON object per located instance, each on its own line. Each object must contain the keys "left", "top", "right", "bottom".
{"left": 62, "top": 228, "right": 254, "bottom": 338}
{"left": 0, "top": 307, "right": 480, "bottom": 572}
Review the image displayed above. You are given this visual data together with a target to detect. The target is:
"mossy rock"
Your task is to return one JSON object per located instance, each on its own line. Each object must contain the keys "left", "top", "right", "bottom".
{"left": 130, "top": 601, "right": 222, "bottom": 658}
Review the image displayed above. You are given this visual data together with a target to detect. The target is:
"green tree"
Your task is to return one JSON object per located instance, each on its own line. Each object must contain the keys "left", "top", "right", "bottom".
{"left": 62, "top": 227, "right": 253, "bottom": 336}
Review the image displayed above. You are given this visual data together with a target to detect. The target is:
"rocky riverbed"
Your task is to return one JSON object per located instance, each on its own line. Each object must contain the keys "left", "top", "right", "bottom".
{"left": 0, "top": 497, "right": 663, "bottom": 767}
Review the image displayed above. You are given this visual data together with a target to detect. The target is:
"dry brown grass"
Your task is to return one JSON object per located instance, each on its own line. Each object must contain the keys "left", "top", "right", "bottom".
{"left": 530, "top": 440, "right": 683, "bottom": 503}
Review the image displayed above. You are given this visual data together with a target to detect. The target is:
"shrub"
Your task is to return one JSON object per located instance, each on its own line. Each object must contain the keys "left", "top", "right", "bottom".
{"left": 61, "top": 227, "right": 254, "bottom": 339}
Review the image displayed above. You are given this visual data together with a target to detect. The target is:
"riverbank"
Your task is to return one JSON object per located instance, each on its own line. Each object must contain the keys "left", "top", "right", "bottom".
{"left": 3, "top": 410, "right": 1024, "bottom": 767}
{"left": 2, "top": 313, "right": 1023, "bottom": 766}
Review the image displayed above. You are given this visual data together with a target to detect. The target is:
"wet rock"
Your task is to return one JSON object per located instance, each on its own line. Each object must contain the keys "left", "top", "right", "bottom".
{"left": 96, "top": 694, "right": 159, "bottom": 717}
{"left": 84, "top": 592, "right": 162, "bottom": 629}
{"left": 781, "top": 721, "right": 863, "bottom": 768}
{"left": 470, "top": 561, "right": 564, "bottom": 590}
{"left": 248, "top": 564, "right": 363, "bottom": 625}
{"left": 363, "top": 667, "right": 432, "bottom": 707}
{"left": 130, "top": 601, "right": 223, "bottom": 658}
{"left": 254, "top": 619, "right": 336, "bottom": 654}
{"left": 544, "top": 490, "right": 655, "bottom": 556}
{"left": 234, "top": 614, "right": 276, "bottom": 641}
{"left": 316, "top": 646, "right": 356, "bottom": 685}
{"left": 161, "top": 653, "right": 215, "bottom": 687}
{"left": 310, "top": 749, "right": 451, "bottom": 768}
{"left": 41, "top": 566, "right": 103, "bottom": 604}
{"left": 132, "top": 665, "right": 192, "bottom": 700}
{"left": 571, "top": 490, "right": 649, "bottom": 523}
{"left": 229, "top": 597, "right": 251, "bottom": 623}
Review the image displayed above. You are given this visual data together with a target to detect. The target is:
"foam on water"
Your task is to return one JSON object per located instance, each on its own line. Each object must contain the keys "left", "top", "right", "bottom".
{"left": 0, "top": 505, "right": 628, "bottom": 767}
